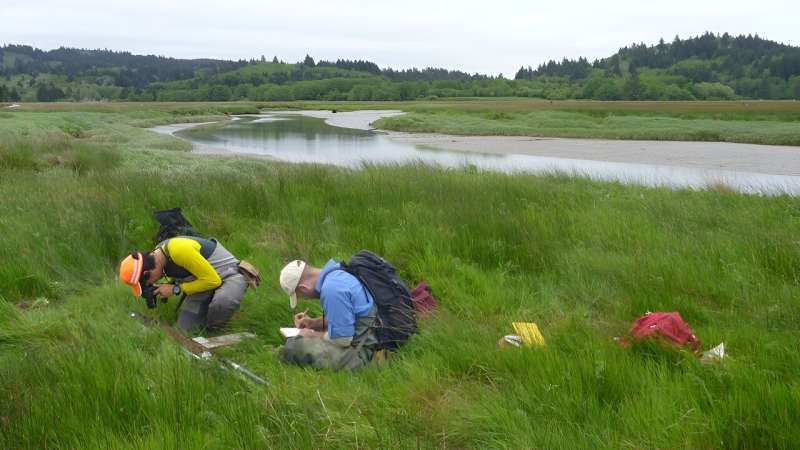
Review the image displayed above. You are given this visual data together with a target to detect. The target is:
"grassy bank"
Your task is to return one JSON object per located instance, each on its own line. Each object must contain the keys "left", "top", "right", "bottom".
{"left": 265, "top": 98, "right": 800, "bottom": 114}
{"left": 375, "top": 107, "right": 800, "bottom": 146}
{"left": 1, "top": 104, "right": 799, "bottom": 449}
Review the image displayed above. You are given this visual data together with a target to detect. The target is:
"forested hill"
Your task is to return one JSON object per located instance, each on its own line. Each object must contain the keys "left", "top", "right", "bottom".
{"left": 515, "top": 33, "right": 800, "bottom": 100}
{"left": 0, "top": 45, "right": 487, "bottom": 101}
{"left": 2, "top": 33, "right": 800, "bottom": 102}
{"left": 0, "top": 45, "right": 249, "bottom": 87}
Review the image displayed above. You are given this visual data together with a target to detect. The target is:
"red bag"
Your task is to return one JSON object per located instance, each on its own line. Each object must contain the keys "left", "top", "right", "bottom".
{"left": 411, "top": 281, "right": 439, "bottom": 315}
{"left": 628, "top": 312, "right": 701, "bottom": 351}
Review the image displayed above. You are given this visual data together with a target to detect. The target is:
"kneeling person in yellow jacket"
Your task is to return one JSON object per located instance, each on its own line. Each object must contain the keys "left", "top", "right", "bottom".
{"left": 119, "top": 236, "right": 247, "bottom": 332}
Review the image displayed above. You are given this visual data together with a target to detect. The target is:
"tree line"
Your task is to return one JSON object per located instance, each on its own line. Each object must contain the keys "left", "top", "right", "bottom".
{"left": 515, "top": 33, "right": 800, "bottom": 100}
{"left": 3, "top": 34, "right": 800, "bottom": 102}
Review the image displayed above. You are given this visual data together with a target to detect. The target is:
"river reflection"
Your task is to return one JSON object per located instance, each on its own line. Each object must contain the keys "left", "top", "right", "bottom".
{"left": 175, "top": 114, "right": 800, "bottom": 196}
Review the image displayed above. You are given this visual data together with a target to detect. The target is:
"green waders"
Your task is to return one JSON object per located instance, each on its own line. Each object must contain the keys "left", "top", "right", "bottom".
{"left": 280, "top": 306, "right": 379, "bottom": 371}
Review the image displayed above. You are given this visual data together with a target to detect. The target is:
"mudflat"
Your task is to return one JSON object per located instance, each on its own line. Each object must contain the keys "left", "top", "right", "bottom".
{"left": 387, "top": 133, "right": 800, "bottom": 176}
{"left": 282, "top": 110, "right": 800, "bottom": 176}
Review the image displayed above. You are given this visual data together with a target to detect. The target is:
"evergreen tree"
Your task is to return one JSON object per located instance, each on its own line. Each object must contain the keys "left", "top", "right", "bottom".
{"left": 608, "top": 55, "right": 622, "bottom": 77}
{"left": 624, "top": 64, "right": 642, "bottom": 99}
{"left": 35, "top": 82, "right": 64, "bottom": 102}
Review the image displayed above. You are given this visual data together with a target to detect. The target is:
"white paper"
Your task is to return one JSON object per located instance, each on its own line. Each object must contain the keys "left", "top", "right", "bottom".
{"left": 280, "top": 327, "right": 300, "bottom": 338}
{"left": 701, "top": 342, "right": 726, "bottom": 362}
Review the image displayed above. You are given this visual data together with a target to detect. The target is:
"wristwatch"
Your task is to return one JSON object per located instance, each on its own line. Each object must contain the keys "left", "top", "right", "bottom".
{"left": 172, "top": 284, "right": 182, "bottom": 296}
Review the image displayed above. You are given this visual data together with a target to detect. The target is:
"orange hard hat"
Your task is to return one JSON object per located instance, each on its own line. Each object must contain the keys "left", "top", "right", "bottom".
{"left": 119, "top": 252, "right": 144, "bottom": 297}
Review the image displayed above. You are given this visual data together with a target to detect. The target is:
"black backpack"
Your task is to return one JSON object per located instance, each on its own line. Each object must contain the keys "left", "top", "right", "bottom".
{"left": 152, "top": 208, "right": 199, "bottom": 246}
{"left": 341, "top": 250, "right": 417, "bottom": 350}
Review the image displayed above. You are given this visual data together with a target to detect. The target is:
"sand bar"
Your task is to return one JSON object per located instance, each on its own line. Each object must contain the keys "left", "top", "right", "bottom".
{"left": 275, "top": 110, "right": 800, "bottom": 177}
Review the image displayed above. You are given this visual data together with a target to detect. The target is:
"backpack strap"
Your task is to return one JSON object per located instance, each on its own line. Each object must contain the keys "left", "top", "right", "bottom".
{"left": 159, "top": 239, "right": 172, "bottom": 259}
{"left": 332, "top": 268, "right": 381, "bottom": 349}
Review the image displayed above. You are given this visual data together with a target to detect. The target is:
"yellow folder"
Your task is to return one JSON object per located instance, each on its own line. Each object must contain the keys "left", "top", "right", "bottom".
{"left": 512, "top": 322, "right": 546, "bottom": 347}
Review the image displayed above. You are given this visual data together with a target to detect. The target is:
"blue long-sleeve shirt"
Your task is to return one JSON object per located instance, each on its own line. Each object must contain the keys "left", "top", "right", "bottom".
{"left": 315, "top": 259, "right": 374, "bottom": 339}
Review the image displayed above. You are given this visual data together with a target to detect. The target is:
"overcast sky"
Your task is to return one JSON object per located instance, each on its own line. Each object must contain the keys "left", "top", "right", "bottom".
{"left": 2, "top": 1, "right": 799, "bottom": 77}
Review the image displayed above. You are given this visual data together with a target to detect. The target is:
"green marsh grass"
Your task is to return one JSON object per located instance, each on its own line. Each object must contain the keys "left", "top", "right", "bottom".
{"left": 376, "top": 109, "right": 800, "bottom": 145}
{"left": 0, "top": 104, "right": 799, "bottom": 448}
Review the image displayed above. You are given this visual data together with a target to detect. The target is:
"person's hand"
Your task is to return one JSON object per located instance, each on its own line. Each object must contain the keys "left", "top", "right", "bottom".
{"left": 153, "top": 284, "right": 174, "bottom": 299}
{"left": 298, "top": 328, "right": 318, "bottom": 338}
{"left": 298, "top": 317, "right": 315, "bottom": 329}
{"left": 294, "top": 310, "right": 312, "bottom": 328}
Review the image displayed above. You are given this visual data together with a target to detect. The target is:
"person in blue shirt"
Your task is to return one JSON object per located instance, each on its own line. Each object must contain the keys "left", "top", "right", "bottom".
{"left": 278, "top": 259, "right": 378, "bottom": 370}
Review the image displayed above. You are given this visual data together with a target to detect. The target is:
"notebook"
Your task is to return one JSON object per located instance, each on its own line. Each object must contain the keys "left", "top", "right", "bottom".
{"left": 280, "top": 327, "right": 300, "bottom": 339}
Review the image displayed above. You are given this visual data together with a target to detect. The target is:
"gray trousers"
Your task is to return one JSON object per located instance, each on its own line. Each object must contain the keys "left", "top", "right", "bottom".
{"left": 176, "top": 265, "right": 247, "bottom": 332}
{"left": 280, "top": 306, "right": 378, "bottom": 371}
{"left": 280, "top": 335, "right": 376, "bottom": 370}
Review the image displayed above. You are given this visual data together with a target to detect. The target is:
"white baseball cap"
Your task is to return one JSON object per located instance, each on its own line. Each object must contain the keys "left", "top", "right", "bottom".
{"left": 279, "top": 260, "right": 306, "bottom": 309}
